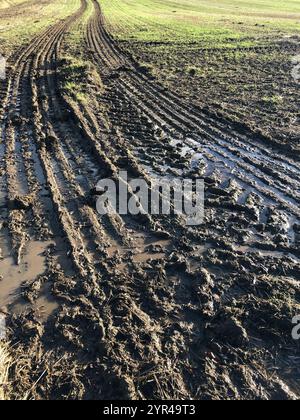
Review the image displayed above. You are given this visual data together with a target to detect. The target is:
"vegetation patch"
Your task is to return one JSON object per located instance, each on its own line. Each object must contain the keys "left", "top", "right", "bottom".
{"left": 101, "top": 0, "right": 300, "bottom": 149}
{"left": 59, "top": 56, "right": 102, "bottom": 103}
{"left": 0, "top": 0, "right": 81, "bottom": 56}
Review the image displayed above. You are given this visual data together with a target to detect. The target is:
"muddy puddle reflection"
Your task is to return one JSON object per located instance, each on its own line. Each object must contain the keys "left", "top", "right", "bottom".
{"left": 0, "top": 239, "right": 59, "bottom": 321}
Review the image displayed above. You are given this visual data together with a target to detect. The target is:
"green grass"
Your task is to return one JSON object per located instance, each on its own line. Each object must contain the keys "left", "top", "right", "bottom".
{"left": 0, "top": 0, "right": 81, "bottom": 55}
{"left": 101, "top": 0, "right": 300, "bottom": 47}
{"left": 59, "top": 56, "right": 103, "bottom": 103}
{"left": 98, "top": 0, "right": 300, "bottom": 148}
{"left": 59, "top": 0, "right": 101, "bottom": 104}
{"left": 261, "top": 94, "right": 284, "bottom": 106}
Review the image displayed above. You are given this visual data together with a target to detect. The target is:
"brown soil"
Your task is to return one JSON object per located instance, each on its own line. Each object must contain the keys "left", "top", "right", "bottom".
{"left": 125, "top": 39, "right": 300, "bottom": 153}
{"left": 0, "top": 0, "right": 300, "bottom": 400}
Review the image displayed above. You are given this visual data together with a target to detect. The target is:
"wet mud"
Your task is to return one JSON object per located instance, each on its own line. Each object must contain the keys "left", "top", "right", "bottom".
{"left": 0, "top": 0, "right": 300, "bottom": 400}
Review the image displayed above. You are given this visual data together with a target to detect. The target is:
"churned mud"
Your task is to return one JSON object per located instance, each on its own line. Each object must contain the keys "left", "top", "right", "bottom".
{"left": 123, "top": 35, "right": 300, "bottom": 154}
{"left": 0, "top": 0, "right": 300, "bottom": 400}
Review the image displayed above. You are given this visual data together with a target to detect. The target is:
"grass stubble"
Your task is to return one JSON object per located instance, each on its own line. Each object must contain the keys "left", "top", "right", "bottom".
{"left": 1, "top": 0, "right": 300, "bottom": 400}
{"left": 0, "top": 341, "right": 11, "bottom": 400}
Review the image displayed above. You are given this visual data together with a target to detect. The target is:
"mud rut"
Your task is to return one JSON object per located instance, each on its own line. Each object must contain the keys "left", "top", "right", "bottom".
{"left": 0, "top": 0, "right": 300, "bottom": 400}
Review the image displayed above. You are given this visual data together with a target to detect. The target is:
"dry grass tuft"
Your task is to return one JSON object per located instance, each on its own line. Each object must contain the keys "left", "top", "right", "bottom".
{"left": 0, "top": 342, "right": 11, "bottom": 400}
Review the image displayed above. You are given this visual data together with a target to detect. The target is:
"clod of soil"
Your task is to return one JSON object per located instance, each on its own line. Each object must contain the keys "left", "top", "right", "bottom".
{"left": 10, "top": 195, "right": 34, "bottom": 211}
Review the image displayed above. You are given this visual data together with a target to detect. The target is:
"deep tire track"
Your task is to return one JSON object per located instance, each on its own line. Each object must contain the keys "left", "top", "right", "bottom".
{"left": 86, "top": 0, "right": 300, "bottom": 223}
{"left": 2, "top": 0, "right": 194, "bottom": 400}
{"left": 1, "top": 0, "right": 300, "bottom": 401}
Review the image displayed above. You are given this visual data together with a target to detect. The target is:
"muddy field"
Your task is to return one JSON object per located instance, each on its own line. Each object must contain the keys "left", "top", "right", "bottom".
{"left": 0, "top": 0, "right": 300, "bottom": 400}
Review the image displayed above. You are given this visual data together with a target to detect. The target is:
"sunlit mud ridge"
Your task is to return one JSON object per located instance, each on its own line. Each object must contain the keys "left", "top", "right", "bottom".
{"left": 0, "top": 0, "right": 300, "bottom": 400}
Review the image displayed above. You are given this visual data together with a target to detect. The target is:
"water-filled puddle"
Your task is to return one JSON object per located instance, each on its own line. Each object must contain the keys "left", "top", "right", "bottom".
{"left": 0, "top": 240, "right": 55, "bottom": 313}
